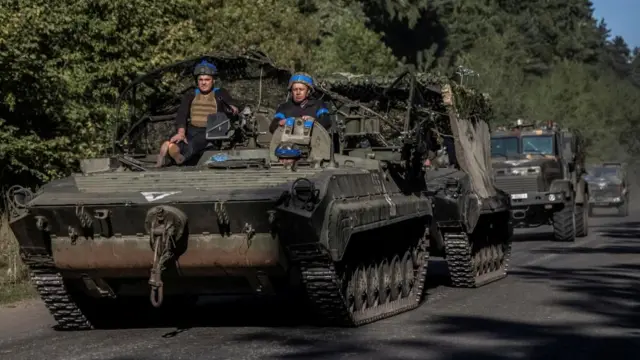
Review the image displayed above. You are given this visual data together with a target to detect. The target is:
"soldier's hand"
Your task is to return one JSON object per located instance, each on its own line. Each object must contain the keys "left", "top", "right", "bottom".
{"left": 170, "top": 133, "right": 187, "bottom": 144}
{"left": 279, "top": 119, "right": 285, "bottom": 126}
{"left": 229, "top": 105, "right": 238, "bottom": 115}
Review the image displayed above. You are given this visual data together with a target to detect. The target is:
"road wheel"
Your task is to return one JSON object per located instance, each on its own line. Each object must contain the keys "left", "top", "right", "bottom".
{"left": 553, "top": 201, "right": 576, "bottom": 242}
{"left": 575, "top": 194, "right": 588, "bottom": 237}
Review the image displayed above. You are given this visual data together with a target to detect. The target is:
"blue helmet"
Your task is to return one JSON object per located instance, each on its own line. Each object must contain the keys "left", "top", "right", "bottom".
{"left": 193, "top": 60, "right": 217, "bottom": 77}
{"left": 288, "top": 72, "right": 314, "bottom": 91}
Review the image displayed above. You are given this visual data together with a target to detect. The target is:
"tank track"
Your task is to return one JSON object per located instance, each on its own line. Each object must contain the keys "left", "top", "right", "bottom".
{"left": 21, "top": 254, "right": 93, "bottom": 330}
{"left": 289, "top": 232, "right": 429, "bottom": 327}
{"left": 443, "top": 231, "right": 512, "bottom": 288}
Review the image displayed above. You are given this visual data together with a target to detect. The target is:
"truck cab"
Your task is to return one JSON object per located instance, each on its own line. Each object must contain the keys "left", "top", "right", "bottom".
{"left": 490, "top": 120, "right": 589, "bottom": 241}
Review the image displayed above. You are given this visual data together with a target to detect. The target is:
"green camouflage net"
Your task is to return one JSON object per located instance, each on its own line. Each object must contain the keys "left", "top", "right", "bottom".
{"left": 113, "top": 51, "right": 292, "bottom": 155}
{"left": 314, "top": 70, "right": 499, "bottom": 201}
{"left": 315, "top": 71, "right": 494, "bottom": 145}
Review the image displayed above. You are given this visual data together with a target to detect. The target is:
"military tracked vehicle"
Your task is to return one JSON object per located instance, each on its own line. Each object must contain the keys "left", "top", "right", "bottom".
{"left": 7, "top": 52, "right": 511, "bottom": 330}
{"left": 585, "top": 162, "right": 629, "bottom": 216}
{"left": 490, "top": 120, "right": 589, "bottom": 241}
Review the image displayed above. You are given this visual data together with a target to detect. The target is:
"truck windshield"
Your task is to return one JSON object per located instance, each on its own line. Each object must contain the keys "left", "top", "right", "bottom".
{"left": 491, "top": 137, "right": 519, "bottom": 157}
{"left": 521, "top": 135, "right": 554, "bottom": 155}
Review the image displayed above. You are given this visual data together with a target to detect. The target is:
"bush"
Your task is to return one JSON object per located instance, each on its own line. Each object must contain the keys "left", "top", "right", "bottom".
{"left": 0, "top": 213, "right": 34, "bottom": 305}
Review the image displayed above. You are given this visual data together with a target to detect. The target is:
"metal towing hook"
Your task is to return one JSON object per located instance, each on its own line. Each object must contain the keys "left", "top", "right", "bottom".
{"left": 149, "top": 271, "right": 164, "bottom": 308}
{"left": 144, "top": 205, "right": 188, "bottom": 308}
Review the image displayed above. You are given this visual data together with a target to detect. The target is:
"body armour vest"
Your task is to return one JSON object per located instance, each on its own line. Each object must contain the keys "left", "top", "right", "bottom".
{"left": 190, "top": 92, "right": 218, "bottom": 128}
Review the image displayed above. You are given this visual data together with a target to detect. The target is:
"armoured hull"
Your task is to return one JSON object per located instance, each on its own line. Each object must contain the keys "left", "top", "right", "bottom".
{"left": 425, "top": 168, "right": 513, "bottom": 288}
{"left": 9, "top": 166, "right": 433, "bottom": 329}
{"left": 14, "top": 170, "right": 316, "bottom": 289}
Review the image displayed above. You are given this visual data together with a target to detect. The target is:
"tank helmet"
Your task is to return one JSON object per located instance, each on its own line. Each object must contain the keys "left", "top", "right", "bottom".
{"left": 288, "top": 72, "right": 314, "bottom": 92}
{"left": 193, "top": 60, "right": 218, "bottom": 77}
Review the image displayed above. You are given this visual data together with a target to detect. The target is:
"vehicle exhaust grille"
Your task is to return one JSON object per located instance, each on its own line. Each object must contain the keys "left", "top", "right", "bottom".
{"left": 495, "top": 175, "right": 541, "bottom": 194}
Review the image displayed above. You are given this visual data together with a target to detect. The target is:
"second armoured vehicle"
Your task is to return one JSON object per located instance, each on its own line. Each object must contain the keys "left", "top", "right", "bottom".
{"left": 585, "top": 162, "right": 629, "bottom": 216}
{"left": 490, "top": 120, "right": 589, "bottom": 241}
{"left": 7, "top": 52, "right": 512, "bottom": 330}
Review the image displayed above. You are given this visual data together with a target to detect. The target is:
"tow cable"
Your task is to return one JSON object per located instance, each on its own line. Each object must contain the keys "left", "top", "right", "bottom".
{"left": 145, "top": 205, "right": 188, "bottom": 308}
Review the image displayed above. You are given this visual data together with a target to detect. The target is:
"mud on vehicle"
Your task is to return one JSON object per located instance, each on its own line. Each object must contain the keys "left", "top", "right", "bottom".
{"left": 490, "top": 120, "right": 589, "bottom": 241}
{"left": 7, "top": 53, "right": 511, "bottom": 330}
{"left": 585, "top": 162, "right": 629, "bottom": 216}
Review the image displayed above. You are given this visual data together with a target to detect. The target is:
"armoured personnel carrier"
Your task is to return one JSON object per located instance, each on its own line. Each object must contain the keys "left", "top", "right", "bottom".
{"left": 7, "top": 52, "right": 511, "bottom": 330}
{"left": 490, "top": 120, "right": 589, "bottom": 241}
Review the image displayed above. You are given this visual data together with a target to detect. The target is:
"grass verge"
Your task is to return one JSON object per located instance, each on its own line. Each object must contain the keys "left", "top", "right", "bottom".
{"left": 0, "top": 212, "right": 37, "bottom": 305}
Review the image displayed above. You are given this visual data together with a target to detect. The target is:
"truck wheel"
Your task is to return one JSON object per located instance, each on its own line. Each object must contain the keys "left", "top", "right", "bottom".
{"left": 553, "top": 202, "right": 576, "bottom": 242}
{"left": 575, "top": 197, "right": 588, "bottom": 237}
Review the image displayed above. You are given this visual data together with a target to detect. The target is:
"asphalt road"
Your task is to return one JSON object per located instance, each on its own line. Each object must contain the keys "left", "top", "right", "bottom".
{"left": 1, "top": 203, "right": 639, "bottom": 359}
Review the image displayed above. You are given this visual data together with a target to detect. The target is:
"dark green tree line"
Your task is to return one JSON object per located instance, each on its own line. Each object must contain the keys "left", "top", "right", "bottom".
{"left": 1, "top": 0, "right": 639, "bottom": 188}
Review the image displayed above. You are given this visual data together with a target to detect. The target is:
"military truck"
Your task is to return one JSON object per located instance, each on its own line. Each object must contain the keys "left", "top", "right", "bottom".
{"left": 490, "top": 120, "right": 589, "bottom": 241}
{"left": 585, "top": 162, "right": 629, "bottom": 216}
{"left": 7, "top": 51, "right": 511, "bottom": 330}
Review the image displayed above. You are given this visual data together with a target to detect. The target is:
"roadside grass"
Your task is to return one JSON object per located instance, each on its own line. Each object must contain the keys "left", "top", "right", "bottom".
{"left": 0, "top": 213, "right": 36, "bottom": 305}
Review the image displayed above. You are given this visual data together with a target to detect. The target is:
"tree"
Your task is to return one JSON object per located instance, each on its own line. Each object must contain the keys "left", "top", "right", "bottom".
{"left": 2, "top": 0, "right": 640, "bottom": 188}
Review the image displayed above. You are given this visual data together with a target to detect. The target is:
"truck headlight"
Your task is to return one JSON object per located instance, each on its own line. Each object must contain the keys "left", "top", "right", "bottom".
{"left": 510, "top": 166, "right": 541, "bottom": 175}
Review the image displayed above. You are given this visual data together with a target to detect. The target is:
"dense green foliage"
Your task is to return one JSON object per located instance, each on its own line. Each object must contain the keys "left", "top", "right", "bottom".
{"left": 1, "top": 0, "right": 639, "bottom": 188}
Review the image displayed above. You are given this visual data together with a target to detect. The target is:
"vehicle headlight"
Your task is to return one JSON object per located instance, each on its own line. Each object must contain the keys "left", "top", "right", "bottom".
{"left": 510, "top": 166, "right": 541, "bottom": 175}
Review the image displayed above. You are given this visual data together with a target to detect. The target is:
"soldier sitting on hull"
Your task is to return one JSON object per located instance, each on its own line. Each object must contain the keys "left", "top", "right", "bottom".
{"left": 269, "top": 72, "right": 331, "bottom": 134}
{"left": 156, "top": 60, "right": 240, "bottom": 167}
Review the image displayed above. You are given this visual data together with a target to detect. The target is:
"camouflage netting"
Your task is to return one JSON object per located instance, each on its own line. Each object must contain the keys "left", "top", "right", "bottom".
{"left": 113, "top": 51, "right": 292, "bottom": 155}
{"left": 315, "top": 71, "right": 497, "bottom": 198}
{"left": 316, "top": 72, "right": 493, "bottom": 137}
{"left": 316, "top": 72, "right": 448, "bottom": 143}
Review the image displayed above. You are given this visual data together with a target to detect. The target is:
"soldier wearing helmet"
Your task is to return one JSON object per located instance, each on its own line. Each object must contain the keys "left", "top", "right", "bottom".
{"left": 268, "top": 72, "right": 331, "bottom": 133}
{"left": 156, "top": 60, "right": 240, "bottom": 167}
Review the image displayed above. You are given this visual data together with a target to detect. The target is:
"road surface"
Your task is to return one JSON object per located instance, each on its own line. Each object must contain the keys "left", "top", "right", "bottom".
{"left": 1, "top": 205, "right": 639, "bottom": 359}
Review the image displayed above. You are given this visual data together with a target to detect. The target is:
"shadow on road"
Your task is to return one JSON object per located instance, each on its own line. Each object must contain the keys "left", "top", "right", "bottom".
{"left": 511, "top": 230, "right": 555, "bottom": 243}
{"left": 64, "top": 268, "right": 451, "bottom": 334}
{"left": 511, "top": 216, "right": 632, "bottom": 244}
{"left": 526, "top": 220, "right": 640, "bottom": 256}
{"left": 587, "top": 209, "right": 627, "bottom": 218}
{"left": 221, "top": 246, "right": 640, "bottom": 359}
{"left": 510, "top": 263, "right": 640, "bottom": 330}
{"left": 214, "top": 216, "right": 640, "bottom": 359}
